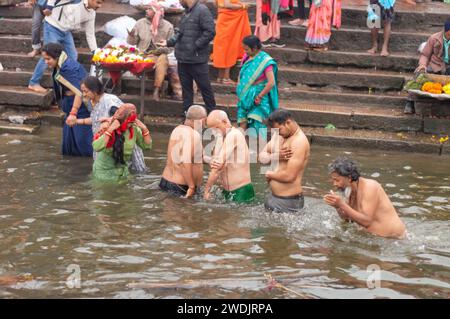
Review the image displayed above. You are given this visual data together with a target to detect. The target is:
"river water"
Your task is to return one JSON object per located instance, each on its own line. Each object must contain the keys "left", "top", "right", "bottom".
{"left": 0, "top": 127, "right": 449, "bottom": 298}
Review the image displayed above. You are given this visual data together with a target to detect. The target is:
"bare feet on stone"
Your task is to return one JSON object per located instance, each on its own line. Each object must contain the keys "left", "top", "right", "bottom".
{"left": 28, "top": 84, "right": 48, "bottom": 94}
{"left": 27, "top": 49, "right": 41, "bottom": 58}
{"left": 367, "top": 47, "right": 378, "bottom": 55}
{"left": 152, "top": 88, "right": 160, "bottom": 101}
{"left": 380, "top": 47, "right": 390, "bottom": 57}
{"left": 288, "top": 19, "right": 303, "bottom": 26}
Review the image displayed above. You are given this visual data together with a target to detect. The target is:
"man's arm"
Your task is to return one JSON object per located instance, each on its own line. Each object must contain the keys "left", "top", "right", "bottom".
{"left": 127, "top": 24, "right": 139, "bottom": 46}
{"left": 178, "top": 131, "right": 196, "bottom": 190}
{"left": 417, "top": 36, "right": 434, "bottom": 72}
{"left": 84, "top": 16, "right": 98, "bottom": 51}
{"left": 325, "top": 184, "right": 378, "bottom": 228}
{"left": 266, "top": 141, "right": 305, "bottom": 183}
{"left": 194, "top": 6, "right": 216, "bottom": 51}
{"left": 192, "top": 131, "right": 204, "bottom": 188}
{"left": 258, "top": 137, "right": 274, "bottom": 164}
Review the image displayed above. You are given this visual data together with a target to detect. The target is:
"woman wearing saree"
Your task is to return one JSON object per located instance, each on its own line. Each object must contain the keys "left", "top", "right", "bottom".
{"left": 212, "top": 0, "right": 251, "bottom": 84}
{"left": 42, "top": 42, "right": 93, "bottom": 156}
{"left": 237, "top": 35, "right": 279, "bottom": 138}
{"left": 305, "top": 0, "right": 342, "bottom": 51}
{"left": 92, "top": 104, "right": 152, "bottom": 182}
{"left": 79, "top": 76, "right": 148, "bottom": 173}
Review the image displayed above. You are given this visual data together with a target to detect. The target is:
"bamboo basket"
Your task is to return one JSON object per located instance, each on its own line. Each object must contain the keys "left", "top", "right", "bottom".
{"left": 426, "top": 74, "right": 450, "bottom": 85}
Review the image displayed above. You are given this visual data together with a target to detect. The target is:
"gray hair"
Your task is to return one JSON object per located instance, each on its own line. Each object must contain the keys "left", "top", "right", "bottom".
{"left": 328, "top": 157, "right": 361, "bottom": 181}
{"left": 186, "top": 105, "right": 207, "bottom": 120}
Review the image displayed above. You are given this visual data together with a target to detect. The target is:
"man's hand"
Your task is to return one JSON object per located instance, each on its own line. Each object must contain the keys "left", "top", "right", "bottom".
{"left": 127, "top": 28, "right": 136, "bottom": 37}
{"left": 156, "top": 40, "right": 167, "bottom": 47}
{"left": 278, "top": 147, "right": 293, "bottom": 161}
{"left": 185, "top": 187, "right": 196, "bottom": 199}
{"left": 323, "top": 193, "right": 344, "bottom": 209}
{"left": 210, "top": 158, "right": 223, "bottom": 170}
{"left": 265, "top": 170, "right": 274, "bottom": 183}
{"left": 66, "top": 114, "right": 77, "bottom": 127}
{"left": 414, "top": 65, "right": 426, "bottom": 74}
{"left": 43, "top": 9, "right": 52, "bottom": 16}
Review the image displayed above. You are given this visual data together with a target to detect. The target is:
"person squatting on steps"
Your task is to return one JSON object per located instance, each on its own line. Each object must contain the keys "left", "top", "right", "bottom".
{"left": 404, "top": 19, "right": 450, "bottom": 114}
{"left": 127, "top": 1, "right": 183, "bottom": 102}
{"left": 28, "top": 0, "right": 104, "bottom": 94}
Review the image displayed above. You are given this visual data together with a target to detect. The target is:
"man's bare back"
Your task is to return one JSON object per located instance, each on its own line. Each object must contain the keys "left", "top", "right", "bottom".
{"left": 352, "top": 178, "right": 406, "bottom": 238}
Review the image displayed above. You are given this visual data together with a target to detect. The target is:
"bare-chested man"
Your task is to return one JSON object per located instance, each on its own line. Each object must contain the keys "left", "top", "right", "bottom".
{"left": 259, "top": 109, "right": 310, "bottom": 213}
{"left": 203, "top": 110, "right": 254, "bottom": 202}
{"left": 160, "top": 105, "right": 207, "bottom": 198}
{"left": 324, "top": 157, "right": 406, "bottom": 239}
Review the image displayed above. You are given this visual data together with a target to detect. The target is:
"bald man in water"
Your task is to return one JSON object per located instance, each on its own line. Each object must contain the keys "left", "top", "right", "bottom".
{"left": 203, "top": 110, "right": 254, "bottom": 202}
{"left": 160, "top": 105, "right": 207, "bottom": 198}
{"left": 323, "top": 157, "right": 406, "bottom": 239}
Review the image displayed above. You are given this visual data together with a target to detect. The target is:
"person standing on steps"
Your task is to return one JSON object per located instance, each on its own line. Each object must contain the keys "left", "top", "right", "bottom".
{"left": 212, "top": 0, "right": 251, "bottom": 85}
{"left": 367, "top": 0, "right": 394, "bottom": 57}
{"left": 157, "top": 0, "right": 217, "bottom": 116}
{"left": 289, "top": 0, "right": 312, "bottom": 27}
{"left": 255, "top": 0, "right": 286, "bottom": 48}
{"left": 127, "top": 1, "right": 182, "bottom": 101}
{"left": 27, "top": 0, "right": 104, "bottom": 94}
{"left": 305, "top": 0, "right": 341, "bottom": 52}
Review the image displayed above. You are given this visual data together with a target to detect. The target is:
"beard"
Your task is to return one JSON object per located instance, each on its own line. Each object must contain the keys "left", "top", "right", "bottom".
{"left": 337, "top": 186, "right": 352, "bottom": 201}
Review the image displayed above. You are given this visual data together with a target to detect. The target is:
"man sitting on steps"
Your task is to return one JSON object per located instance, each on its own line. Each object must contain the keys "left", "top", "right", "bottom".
{"left": 404, "top": 19, "right": 450, "bottom": 114}
{"left": 127, "top": 1, "right": 182, "bottom": 101}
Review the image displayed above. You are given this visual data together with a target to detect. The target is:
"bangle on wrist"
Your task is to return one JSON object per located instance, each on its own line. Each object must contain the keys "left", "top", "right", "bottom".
{"left": 142, "top": 129, "right": 150, "bottom": 136}
{"left": 104, "top": 131, "right": 112, "bottom": 137}
{"left": 70, "top": 111, "right": 77, "bottom": 116}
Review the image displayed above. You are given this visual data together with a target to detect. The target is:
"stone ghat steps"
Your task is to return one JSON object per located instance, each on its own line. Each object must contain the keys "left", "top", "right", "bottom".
{"left": 2, "top": 2, "right": 448, "bottom": 31}
{"left": 0, "top": 18, "right": 434, "bottom": 55}
{"left": 0, "top": 43, "right": 419, "bottom": 73}
{"left": 117, "top": 93, "right": 426, "bottom": 134}
{"left": 0, "top": 85, "right": 53, "bottom": 108}
{"left": 0, "top": 62, "right": 409, "bottom": 102}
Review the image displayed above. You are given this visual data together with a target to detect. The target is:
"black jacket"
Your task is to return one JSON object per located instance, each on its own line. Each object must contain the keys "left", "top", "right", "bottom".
{"left": 167, "top": 1, "right": 215, "bottom": 64}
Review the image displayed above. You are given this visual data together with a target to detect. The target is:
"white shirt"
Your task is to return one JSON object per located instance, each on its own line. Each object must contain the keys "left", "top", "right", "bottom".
{"left": 45, "top": 0, "right": 97, "bottom": 51}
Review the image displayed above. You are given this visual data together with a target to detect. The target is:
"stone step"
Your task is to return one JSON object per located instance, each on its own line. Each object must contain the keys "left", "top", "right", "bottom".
{"left": 0, "top": 70, "right": 52, "bottom": 88}
{"left": 0, "top": 56, "right": 407, "bottom": 92}
{"left": 0, "top": 85, "right": 53, "bottom": 108}
{"left": 0, "top": 122, "right": 39, "bottom": 134}
{"left": 0, "top": 20, "right": 431, "bottom": 55}
{"left": 120, "top": 94, "right": 422, "bottom": 133}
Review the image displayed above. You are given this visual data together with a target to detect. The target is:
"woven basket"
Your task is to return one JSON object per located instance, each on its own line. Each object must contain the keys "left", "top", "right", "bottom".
{"left": 426, "top": 74, "right": 450, "bottom": 85}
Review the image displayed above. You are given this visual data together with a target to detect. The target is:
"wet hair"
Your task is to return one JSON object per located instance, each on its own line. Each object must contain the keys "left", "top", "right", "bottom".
{"left": 109, "top": 106, "right": 123, "bottom": 165}
{"left": 41, "top": 43, "right": 63, "bottom": 60}
{"left": 82, "top": 76, "right": 104, "bottom": 95}
{"left": 328, "top": 157, "right": 361, "bottom": 182}
{"left": 243, "top": 35, "right": 262, "bottom": 50}
{"left": 267, "top": 109, "right": 293, "bottom": 127}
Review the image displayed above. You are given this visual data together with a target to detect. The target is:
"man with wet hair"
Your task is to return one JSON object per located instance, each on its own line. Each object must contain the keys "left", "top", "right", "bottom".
{"left": 324, "top": 157, "right": 406, "bottom": 239}
{"left": 203, "top": 110, "right": 254, "bottom": 202}
{"left": 259, "top": 109, "right": 310, "bottom": 213}
{"left": 160, "top": 105, "right": 207, "bottom": 198}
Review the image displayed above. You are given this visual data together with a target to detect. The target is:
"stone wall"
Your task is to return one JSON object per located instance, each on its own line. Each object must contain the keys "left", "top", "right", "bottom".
{"left": 0, "top": 0, "right": 22, "bottom": 6}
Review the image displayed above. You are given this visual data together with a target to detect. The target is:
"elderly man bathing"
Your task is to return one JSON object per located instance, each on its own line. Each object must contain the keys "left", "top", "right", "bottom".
{"left": 160, "top": 105, "right": 207, "bottom": 198}
{"left": 324, "top": 157, "right": 406, "bottom": 239}
{"left": 203, "top": 110, "right": 255, "bottom": 202}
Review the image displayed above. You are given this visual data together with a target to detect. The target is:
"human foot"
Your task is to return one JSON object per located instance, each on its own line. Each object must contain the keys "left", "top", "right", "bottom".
{"left": 380, "top": 48, "right": 390, "bottom": 57}
{"left": 301, "top": 19, "right": 309, "bottom": 27}
{"left": 27, "top": 49, "right": 41, "bottom": 58}
{"left": 367, "top": 47, "right": 378, "bottom": 55}
{"left": 28, "top": 84, "right": 47, "bottom": 93}
{"left": 288, "top": 19, "right": 303, "bottom": 26}
{"left": 222, "top": 78, "right": 237, "bottom": 85}
{"left": 152, "top": 87, "right": 160, "bottom": 101}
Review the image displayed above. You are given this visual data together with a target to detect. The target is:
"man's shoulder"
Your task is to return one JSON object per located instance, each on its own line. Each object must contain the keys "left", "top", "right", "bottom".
{"left": 161, "top": 19, "right": 174, "bottom": 27}
{"left": 195, "top": 3, "right": 212, "bottom": 15}
{"left": 136, "top": 18, "right": 149, "bottom": 26}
